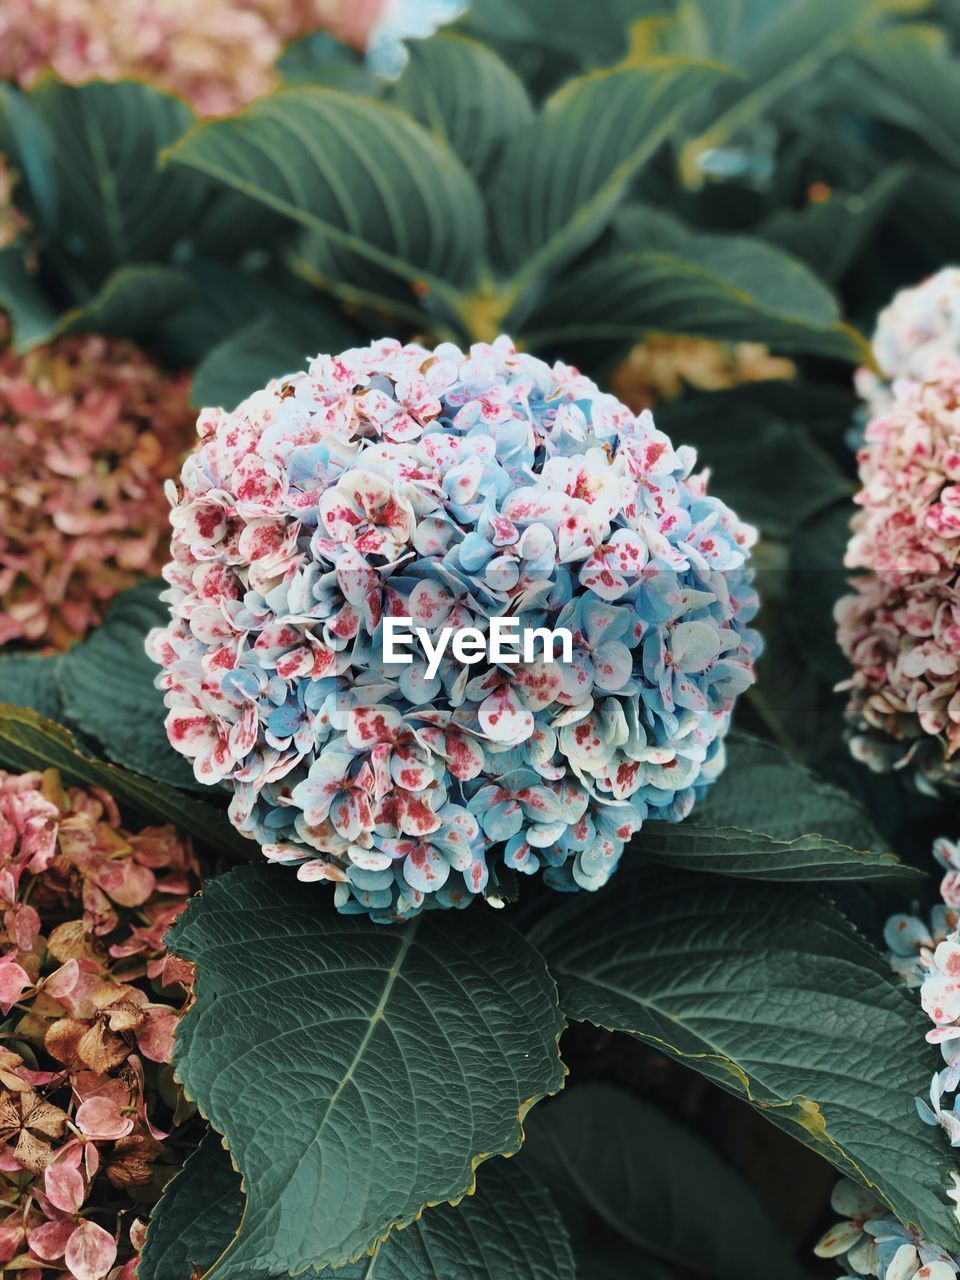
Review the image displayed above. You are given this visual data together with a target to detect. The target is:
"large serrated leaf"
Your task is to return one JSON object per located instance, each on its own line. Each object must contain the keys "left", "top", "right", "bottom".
{"left": 168, "top": 865, "right": 567, "bottom": 1275}
{"left": 530, "top": 868, "right": 960, "bottom": 1255}
{"left": 518, "top": 236, "right": 869, "bottom": 362}
{"left": 490, "top": 60, "right": 731, "bottom": 287}
{"left": 633, "top": 734, "right": 919, "bottom": 882}
{"left": 142, "top": 1129, "right": 575, "bottom": 1280}
{"left": 0, "top": 704, "right": 249, "bottom": 860}
{"left": 139, "top": 1134, "right": 245, "bottom": 1280}
{"left": 392, "top": 33, "right": 533, "bottom": 177}
{"left": 524, "top": 1084, "right": 805, "bottom": 1279}
{"left": 163, "top": 88, "right": 485, "bottom": 309}
{"left": 57, "top": 581, "right": 201, "bottom": 791}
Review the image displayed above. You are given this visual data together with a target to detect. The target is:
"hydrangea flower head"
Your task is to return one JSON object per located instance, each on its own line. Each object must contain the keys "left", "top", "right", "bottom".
{"left": 835, "top": 571, "right": 960, "bottom": 786}
{"left": 149, "top": 335, "right": 760, "bottom": 921}
{"left": 0, "top": 325, "right": 195, "bottom": 650}
{"left": 0, "top": 0, "right": 462, "bottom": 116}
{"left": 837, "top": 347, "right": 960, "bottom": 786}
{"left": 847, "top": 364, "right": 960, "bottom": 576}
{"left": 857, "top": 268, "right": 960, "bottom": 415}
{"left": 816, "top": 1178, "right": 960, "bottom": 1280}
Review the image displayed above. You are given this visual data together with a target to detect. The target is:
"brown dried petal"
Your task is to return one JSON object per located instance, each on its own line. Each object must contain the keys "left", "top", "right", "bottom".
{"left": 47, "top": 919, "right": 94, "bottom": 963}
{"left": 105, "top": 1134, "right": 163, "bottom": 1189}
{"left": 104, "top": 1001, "right": 144, "bottom": 1034}
{"left": 24, "top": 1098, "right": 67, "bottom": 1139}
{"left": 0, "top": 1093, "right": 23, "bottom": 1138}
{"left": 13, "top": 1126, "right": 53, "bottom": 1172}
{"left": 44, "top": 1016, "right": 87, "bottom": 1066}
{"left": 78, "top": 1021, "right": 129, "bottom": 1074}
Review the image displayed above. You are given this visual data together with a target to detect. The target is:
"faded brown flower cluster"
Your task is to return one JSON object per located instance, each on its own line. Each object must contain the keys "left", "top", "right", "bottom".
{"left": 0, "top": 323, "right": 196, "bottom": 651}
{"left": 610, "top": 333, "right": 795, "bottom": 413}
{"left": 0, "top": 768, "right": 199, "bottom": 1279}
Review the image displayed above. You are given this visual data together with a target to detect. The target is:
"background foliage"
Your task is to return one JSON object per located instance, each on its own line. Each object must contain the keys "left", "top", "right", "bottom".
{"left": 3, "top": 1, "right": 960, "bottom": 1277}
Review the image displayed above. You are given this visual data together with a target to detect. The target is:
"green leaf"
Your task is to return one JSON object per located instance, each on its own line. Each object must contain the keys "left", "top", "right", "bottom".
{"left": 168, "top": 865, "right": 566, "bottom": 1274}
{"left": 677, "top": 0, "right": 880, "bottom": 187}
{"left": 524, "top": 1084, "right": 804, "bottom": 1279}
{"left": 148, "top": 258, "right": 306, "bottom": 368}
{"left": 840, "top": 25, "right": 960, "bottom": 170}
{"left": 393, "top": 33, "right": 533, "bottom": 177}
{"left": 0, "top": 248, "right": 58, "bottom": 352}
{"left": 491, "top": 61, "right": 731, "bottom": 288}
{"left": 634, "top": 734, "right": 918, "bottom": 882}
{"left": 144, "top": 1130, "right": 576, "bottom": 1280}
{"left": 190, "top": 306, "right": 360, "bottom": 411}
{"left": 53, "top": 263, "right": 197, "bottom": 342}
{"left": 0, "top": 257, "right": 195, "bottom": 352}
{"left": 140, "top": 1133, "right": 246, "bottom": 1280}
{"left": 0, "top": 84, "right": 58, "bottom": 229}
{"left": 57, "top": 581, "right": 200, "bottom": 791}
{"left": 27, "top": 80, "right": 207, "bottom": 275}
{"left": 651, "top": 405, "right": 853, "bottom": 541}
{"left": 518, "top": 236, "right": 869, "bottom": 363}
{"left": 760, "top": 166, "right": 910, "bottom": 283}
{"left": 460, "top": 0, "right": 665, "bottom": 69}
{"left": 163, "top": 88, "right": 485, "bottom": 308}
{"left": 530, "top": 868, "right": 960, "bottom": 1255}
{"left": 278, "top": 31, "right": 382, "bottom": 95}
{"left": 0, "top": 704, "right": 250, "bottom": 860}
{"left": 787, "top": 499, "right": 855, "bottom": 685}
{"left": 338, "top": 1158, "right": 577, "bottom": 1280}
{"left": 0, "top": 652, "right": 64, "bottom": 722}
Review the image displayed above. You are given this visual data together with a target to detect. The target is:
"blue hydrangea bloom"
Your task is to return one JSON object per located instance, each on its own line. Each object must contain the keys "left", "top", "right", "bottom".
{"left": 148, "top": 335, "right": 761, "bottom": 921}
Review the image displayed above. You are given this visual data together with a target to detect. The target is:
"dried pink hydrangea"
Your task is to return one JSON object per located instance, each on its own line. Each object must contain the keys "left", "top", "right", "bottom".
{"left": 0, "top": 0, "right": 384, "bottom": 117}
{"left": 0, "top": 325, "right": 195, "bottom": 651}
{"left": 846, "top": 365, "right": 960, "bottom": 575}
{"left": 148, "top": 333, "right": 760, "bottom": 921}
{"left": 0, "top": 767, "right": 199, "bottom": 1280}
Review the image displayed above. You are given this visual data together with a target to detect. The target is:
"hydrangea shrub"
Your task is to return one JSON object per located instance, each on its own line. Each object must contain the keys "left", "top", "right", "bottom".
{"left": 5, "top": 8, "right": 960, "bottom": 1279}
{"left": 0, "top": 768, "right": 198, "bottom": 1280}
{"left": 0, "top": 326, "right": 195, "bottom": 650}
{"left": 149, "top": 335, "right": 760, "bottom": 920}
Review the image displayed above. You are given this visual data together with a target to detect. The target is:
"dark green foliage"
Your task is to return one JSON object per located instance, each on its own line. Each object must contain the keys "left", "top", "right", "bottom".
{"left": 4, "top": 3, "right": 960, "bottom": 1278}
